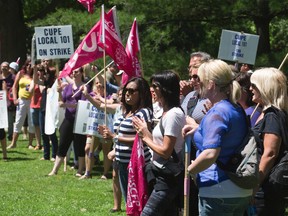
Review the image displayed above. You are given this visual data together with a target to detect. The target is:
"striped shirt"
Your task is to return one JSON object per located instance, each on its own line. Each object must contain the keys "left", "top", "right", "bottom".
{"left": 114, "top": 108, "right": 152, "bottom": 163}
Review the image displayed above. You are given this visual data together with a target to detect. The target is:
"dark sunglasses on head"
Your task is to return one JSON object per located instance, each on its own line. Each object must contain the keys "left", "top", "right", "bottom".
{"left": 125, "top": 88, "right": 138, "bottom": 94}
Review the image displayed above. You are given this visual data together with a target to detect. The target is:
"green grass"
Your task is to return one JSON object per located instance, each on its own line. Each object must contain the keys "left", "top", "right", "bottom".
{"left": 0, "top": 137, "right": 126, "bottom": 216}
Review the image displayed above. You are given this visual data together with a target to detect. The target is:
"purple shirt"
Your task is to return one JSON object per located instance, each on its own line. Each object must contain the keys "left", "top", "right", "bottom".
{"left": 62, "top": 84, "right": 89, "bottom": 120}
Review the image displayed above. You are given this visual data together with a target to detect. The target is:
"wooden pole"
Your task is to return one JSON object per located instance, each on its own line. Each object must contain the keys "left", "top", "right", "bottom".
{"left": 183, "top": 135, "right": 192, "bottom": 216}
{"left": 278, "top": 53, "right": 288, "bottom": 71}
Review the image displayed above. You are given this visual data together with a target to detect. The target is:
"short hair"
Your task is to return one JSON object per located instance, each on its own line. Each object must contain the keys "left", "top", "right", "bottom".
{"left": 198, "top": 59, "right": 241, "bottom": 104}
{"left": 150, "top": 70, "right": 181, "bottom": 109}
{"left": 122, "top": 77, "right": 152, "bottom": 113}
{"left": 250, "top": 67, "right": 288, "bottom": 112}
{"left": 190, "top": 51, "right": 211, "bottom": 62}
{"left": 1, "top": 61, "right": 9, "bottom": 67}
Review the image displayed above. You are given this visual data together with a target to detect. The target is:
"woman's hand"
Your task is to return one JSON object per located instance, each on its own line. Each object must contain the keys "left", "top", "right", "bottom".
{"left": 98, "top": 125, "right": 113, "bottom": 139}
{"left": 13, "top": 98, "right": 19, "bottom": 106}
{"left": 81, "top": 85, "right": 88, "bottom": 97}
{"left": 132, "top": 116, "right": 149, "bottom": 138}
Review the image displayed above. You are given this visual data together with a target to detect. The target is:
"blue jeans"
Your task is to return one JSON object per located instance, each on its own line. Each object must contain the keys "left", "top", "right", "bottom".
{"left": 117, "top": 161, "right": 129, "bottom": 203}
{"left": 199, "top": 196, "right": 250, "bottom": 216}
{"left": 141, "top": 187, "right": 178, "bottom": 216}
{"left": 39, "top": 110, "right": 58, "bottom": 159}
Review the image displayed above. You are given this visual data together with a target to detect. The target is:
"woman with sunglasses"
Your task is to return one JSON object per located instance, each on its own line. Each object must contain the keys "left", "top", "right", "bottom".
{"left": 183, "top": 59, "right": 251, "bottom": 215}
{"left": 132, "top": 70, "right": 186, "bottom": 216}
{"left": 99, "top": 77, "right": 153, "bottom": 203}
{"left": 48, "top": 67, "right": 88, "bottom": 176}
{"left": 8, "top": 59, "right": 35, "bottom": 149}
{"left": 250, "top": 68, "right": 288, "bottom": 215}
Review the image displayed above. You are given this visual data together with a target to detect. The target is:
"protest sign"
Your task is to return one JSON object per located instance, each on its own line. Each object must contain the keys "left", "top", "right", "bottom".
{"left": 35, "top": 25, "right": 74, "bottom": 59}
{"left": 218, "top": 30, "right": 259, "bottom": 65}
{"left": 74, "top": 100, "right": 113, "bottom": 137}
{"left": 0, "top": 91, "right": 8, "bottom": 129}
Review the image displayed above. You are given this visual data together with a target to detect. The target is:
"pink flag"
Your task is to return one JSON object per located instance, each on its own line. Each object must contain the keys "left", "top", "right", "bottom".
{"left": 78, "top": 0, "right": 96, "bottom": 14}
{"left": 98, "top": 6, "right": 134, "bottom": 78}
{"left": 126, "top": 134, "right": 149, "bottom": 216}
{"left": 122, "top": 18, "right": 142, "bottom": 85}
{"left": 59, "top": 8, "right": 116, "bottom": 79}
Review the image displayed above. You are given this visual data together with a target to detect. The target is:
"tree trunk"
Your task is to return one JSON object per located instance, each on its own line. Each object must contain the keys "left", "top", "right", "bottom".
{"left": 0, "top": 0, "right": 27, "bottom": 66}
{"left": 254, "top": 17, "right": 271, "bottom": 55}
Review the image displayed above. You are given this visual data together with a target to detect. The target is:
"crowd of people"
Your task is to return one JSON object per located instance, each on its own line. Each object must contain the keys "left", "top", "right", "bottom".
{"left": 0, "top": 52, "right": 288, "bottom": 216}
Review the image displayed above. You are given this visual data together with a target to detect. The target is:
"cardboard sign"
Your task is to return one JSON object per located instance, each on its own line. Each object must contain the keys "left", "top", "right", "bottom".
{"left": 74, "top": 100, "right": 113, "bottom": 137}
{"left": 35, "top": 25, "right": 74, "bottom": 59}
{"left": 0, "top": 91, "right": 8, "bottom": 129}
{"left": 218, "top": 29, "right": 259, "bottom": 65}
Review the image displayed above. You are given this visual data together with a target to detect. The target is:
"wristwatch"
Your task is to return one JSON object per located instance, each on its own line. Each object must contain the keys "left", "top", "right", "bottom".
{"left": 113, "top": 135, "right": 119, "bottom": 144}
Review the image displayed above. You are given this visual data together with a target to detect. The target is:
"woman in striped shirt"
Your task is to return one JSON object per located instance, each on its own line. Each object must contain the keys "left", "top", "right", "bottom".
{"left": 99, "top": 77, "right": 153, "bottom": 203}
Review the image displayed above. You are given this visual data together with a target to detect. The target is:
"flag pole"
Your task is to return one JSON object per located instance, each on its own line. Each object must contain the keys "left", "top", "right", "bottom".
{"left": 278, "top": 53, "right": 288, "bottom": 71}
{"left": 101, "top": 4, "right": 107, "bottom": 127}
{"left": 184, "top": 135, "right": 192, "bottom": 216}
{"left": 71, "top": 61, "right": 114, "bottom": 98}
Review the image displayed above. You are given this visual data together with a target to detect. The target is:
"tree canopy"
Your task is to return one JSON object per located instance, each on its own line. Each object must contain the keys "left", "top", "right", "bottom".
{"left": 0, "top": 0, "right": 287, "bottom": 78}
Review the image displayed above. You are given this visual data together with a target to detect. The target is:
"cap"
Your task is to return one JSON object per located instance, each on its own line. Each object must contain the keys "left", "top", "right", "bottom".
{"left": 9, "top": 62, "right": 19, "bottom": 71}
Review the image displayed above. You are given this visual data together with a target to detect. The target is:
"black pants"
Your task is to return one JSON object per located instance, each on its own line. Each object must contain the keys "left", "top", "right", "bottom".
{"left": 57, "top": 118, "right": 86, "bottom": 158}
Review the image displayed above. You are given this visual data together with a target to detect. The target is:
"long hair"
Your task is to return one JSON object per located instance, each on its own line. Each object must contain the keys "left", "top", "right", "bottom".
{"left": 150, "top": 70, "right": 181, "bottom": 109}
{"left": 198, "top": 59, "right": 241, "bottom": 104}
{"left": 236, "top": 72, "right": 254, "bottom": 107}
{"left": 122, "top": 77, "right": 152, "bottom": 113}
{"left": 250, "top": 67, "right": 288, "bottom": 112}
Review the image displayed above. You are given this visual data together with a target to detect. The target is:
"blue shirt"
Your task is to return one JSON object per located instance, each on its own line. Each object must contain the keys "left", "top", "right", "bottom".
{"left": 194, "top": 99, "right": 248, "bottom": 187}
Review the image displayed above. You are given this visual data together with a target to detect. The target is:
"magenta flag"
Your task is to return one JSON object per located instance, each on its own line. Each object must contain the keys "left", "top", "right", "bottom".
{"left": 122, "top": 18, "right": 142, "bottom": 85}
{"left": 59, "top": 8, "right": 116, "bottom": 79}
{"left": 126, "top": 134, "right": 149, "bottom": 216}
{"left": 78, "top": 0, "right": 96, "bottom": 14}
{"left": 98, "top": 6, "right": 134, "bottom": 78}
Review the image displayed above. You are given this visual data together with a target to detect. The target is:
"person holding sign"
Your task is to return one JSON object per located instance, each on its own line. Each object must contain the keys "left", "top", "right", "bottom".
{"left": 48, "top": 66, "right": 89, "bottom": 176}
{"left": 81, "top": 76, "right": 114, "bottom": 180}
{"left": 98, "top": 77, "right": 153, "bottom": 203}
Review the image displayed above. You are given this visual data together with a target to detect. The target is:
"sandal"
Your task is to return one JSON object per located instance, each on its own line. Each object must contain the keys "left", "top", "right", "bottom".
{"left": 79, "top": 174, "right": 92, "bottom": 180}
{"left": 34, "top": 145, "right": 42, "bottom": 150}
{"left": 101, "top": 175, "right": 108, "bottom": 180}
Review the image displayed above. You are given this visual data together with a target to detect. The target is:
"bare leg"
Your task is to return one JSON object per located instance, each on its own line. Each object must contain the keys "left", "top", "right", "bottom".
{"left": 80, "top": 136, "right": 97, "bottom": 179}
{"left": 112, "top": 167, "right": 122, "bottom": 211}
{"left": 102, "top": 140, "right": 113, "bottom": 179}
{"left": 34, "top": 126, "right": 41, "bottom": 149}
{"left": 27, "top": 133, "right": 35, "bottom": 149}
{"left": 1, "top": 138, "right": 7, "bottom": 159}
{"left": 48, "top": 156, "right": 64, "bottom": 176}
{"left": 7, "top": 132, "right": 19, "bottom": 149}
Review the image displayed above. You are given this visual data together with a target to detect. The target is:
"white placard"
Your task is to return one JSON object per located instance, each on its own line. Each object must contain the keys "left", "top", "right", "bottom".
{"left": 35, "top": 25, "right": 74, "bottom": 59}
{"left": 218, "top": 29, "right": 259, "bottom": 65}
{"left": 0, "top": 91, "right": 8, "bottom": 129}
{"left": 74, "top": 100, "right": 113, "bottom": 137}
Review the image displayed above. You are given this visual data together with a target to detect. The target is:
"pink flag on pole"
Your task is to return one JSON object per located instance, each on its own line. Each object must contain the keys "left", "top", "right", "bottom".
{"left": 78, "top": 0, "right": 96, "bottom": 14}
{"left": 59, "top": 8, "right": 117, "bottom": 79}
{"left": 126, "top": 134, "right": 149, "bottom": 216}
{"left": 98, "top": 6, "right": 134, "bottom": 78}
{"left": 122, "top": 18, "right": 142, "bottom": 85}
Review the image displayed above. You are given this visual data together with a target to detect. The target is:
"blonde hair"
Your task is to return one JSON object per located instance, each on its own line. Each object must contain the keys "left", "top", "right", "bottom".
{"left": 198, "top": 59, "right": 241, "bottom": 104}
{"left": 250, "top": 67, "right": 288, "bottom": 112}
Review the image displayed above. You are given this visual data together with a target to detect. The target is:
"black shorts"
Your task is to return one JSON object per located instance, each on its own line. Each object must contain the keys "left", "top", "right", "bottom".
{"left": 0, "top": 129, "right": 6, "bottom": 140}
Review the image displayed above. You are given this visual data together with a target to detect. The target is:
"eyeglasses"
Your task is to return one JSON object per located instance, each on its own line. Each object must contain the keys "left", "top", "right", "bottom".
{"left": 189, "top": 74, "right": 199, "bottom": 80}
{"left": 152, "top": 83, "right": 159, "bottom": 89}
{"left": 125, "top": 88, "right": 138, "bottom": 94}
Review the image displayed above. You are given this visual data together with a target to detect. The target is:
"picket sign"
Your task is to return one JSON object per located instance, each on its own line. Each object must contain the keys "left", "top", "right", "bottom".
{"left": 74, "top": 100, "right": 113, "bottom": 137}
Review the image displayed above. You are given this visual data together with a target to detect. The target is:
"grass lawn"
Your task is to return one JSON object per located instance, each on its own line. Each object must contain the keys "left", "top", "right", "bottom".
{"left": 0, "top": 136, "right": 126, "bottom": 216}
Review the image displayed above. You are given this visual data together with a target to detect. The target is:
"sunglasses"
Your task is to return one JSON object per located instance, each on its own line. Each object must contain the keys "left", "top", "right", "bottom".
{"left": 152, "top": 83, "right": 159, "bottom": 89}
{"left": 250, "top": 83, "right": 257, "bottom": 89}
{"left": 189, "top": 74, "right": 199, "bottom": 80}
{"left": 125, "top": 88, "right": 138, "bottom": 94}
